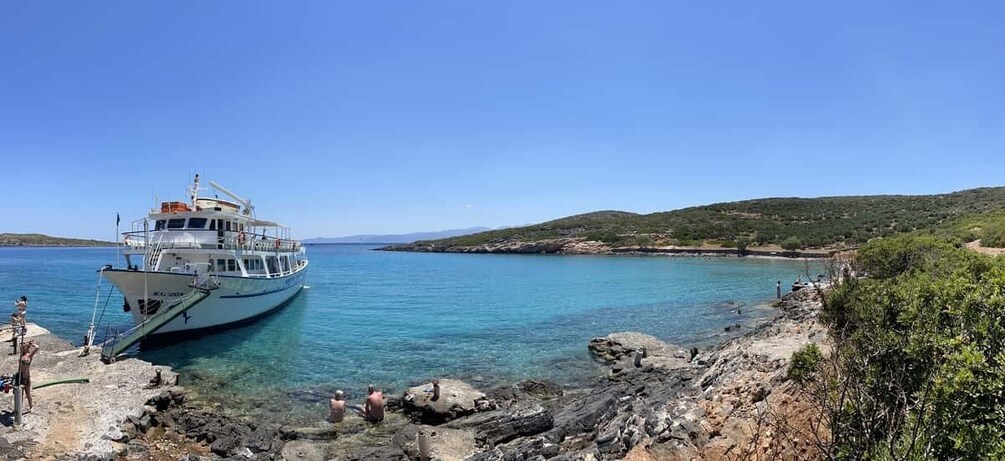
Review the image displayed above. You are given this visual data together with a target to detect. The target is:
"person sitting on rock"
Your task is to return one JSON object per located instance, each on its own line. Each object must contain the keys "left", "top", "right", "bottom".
{"left": 328, "top": 390, "right": 346, "bottom": 423}
{"left": 430, "top": 379, "right": 440, "bottom": 402}
{"left": 351, "top": 384, "right": 384, "bottom": 423}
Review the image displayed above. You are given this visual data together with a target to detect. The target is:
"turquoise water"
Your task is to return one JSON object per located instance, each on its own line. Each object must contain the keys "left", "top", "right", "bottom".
{"left": 0, "top": 245, "right": 812, "bottom": 423}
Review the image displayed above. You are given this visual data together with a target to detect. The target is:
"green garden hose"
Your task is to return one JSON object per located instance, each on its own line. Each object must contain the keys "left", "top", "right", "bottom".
{"left": 33, "top": 378, "right": 90, "bottom": 390}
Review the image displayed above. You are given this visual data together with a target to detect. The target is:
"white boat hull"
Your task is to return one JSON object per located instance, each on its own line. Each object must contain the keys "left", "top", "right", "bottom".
{"left": 102, "top": 264, "right": 308, "bottom": 336}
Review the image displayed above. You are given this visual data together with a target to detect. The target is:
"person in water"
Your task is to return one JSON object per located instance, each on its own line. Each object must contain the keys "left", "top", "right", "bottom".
{"left": 15, "top": 339, "right": 39, "bottom": 413}
{"left": 328, "top": 390, "right": 346, "bottom": 423}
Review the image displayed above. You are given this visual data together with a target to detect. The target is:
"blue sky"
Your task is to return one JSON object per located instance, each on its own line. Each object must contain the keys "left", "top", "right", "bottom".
{"left": 2, "top": 1, "right": 1003, "bottom": 240}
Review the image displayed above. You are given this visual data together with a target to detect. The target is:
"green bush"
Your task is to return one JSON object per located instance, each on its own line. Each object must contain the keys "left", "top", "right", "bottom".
{"left": 816, "top": 235, "right": 1005, "bottom": 460}
{"left": 781, "top": 236, "right": 802, "bottom": 251}
{"left": 787, "top": 343, "right": 822, "bottom": 384}
{"left": 981, "top": 221, "right": 1005, "bottom": 247}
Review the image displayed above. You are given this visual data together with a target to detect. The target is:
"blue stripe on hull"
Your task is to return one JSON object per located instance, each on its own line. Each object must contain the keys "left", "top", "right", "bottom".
{"left": 140, "top": 286, "right": 304, "bottom": 345}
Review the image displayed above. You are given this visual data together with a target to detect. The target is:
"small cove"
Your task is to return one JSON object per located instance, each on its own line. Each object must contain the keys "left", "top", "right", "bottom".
{"left": 0, "top": 244, "right": 816, "bottom": 425}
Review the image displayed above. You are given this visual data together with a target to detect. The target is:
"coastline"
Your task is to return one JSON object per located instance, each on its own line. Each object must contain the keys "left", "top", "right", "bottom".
{"left": 379, "top": 238, "right": 840, "bottom": 259}
{"left": 116, "top": 288, "right": 828, "bottom": 460}
{"left": 5, "top": 286, "right": 826, "bottom": 459}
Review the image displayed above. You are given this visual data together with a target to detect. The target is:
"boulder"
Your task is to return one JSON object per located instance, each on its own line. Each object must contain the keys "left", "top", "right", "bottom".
{"left": 209, "top": 436, "right": 239, "bottom": 457}
{"left": 588, "top": 332, "right": 691, "bottom": 371}
{"left": 402, "top": 379, "right": 492, "bottom": 424}
{"left": 517, "top": 380, "right": 564, "bottom": 399}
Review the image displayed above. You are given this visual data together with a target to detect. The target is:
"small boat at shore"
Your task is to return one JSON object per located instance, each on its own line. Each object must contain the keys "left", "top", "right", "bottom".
{"left": 99, "top": 175, "right": 308, "bottom": 341}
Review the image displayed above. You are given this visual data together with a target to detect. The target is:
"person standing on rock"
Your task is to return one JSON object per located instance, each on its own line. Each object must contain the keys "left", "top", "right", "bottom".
{"left": 16, "top": 339, "right": 39, "bottom": 413}
{"left": 328, "top": 390, "right": 346, "bottom": 423}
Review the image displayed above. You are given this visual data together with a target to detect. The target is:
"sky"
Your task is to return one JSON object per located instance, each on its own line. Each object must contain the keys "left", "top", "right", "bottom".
{"left": 2, "top": 1, "right": 1003, "bottom": 240}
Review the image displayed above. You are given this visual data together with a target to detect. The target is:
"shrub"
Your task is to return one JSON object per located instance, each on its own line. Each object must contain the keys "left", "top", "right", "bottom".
{"left": 981, "top": 221, "right": 1005, "bottom": 248}
{"left": 812, "top": 235, "right": 1005, "bottom": 460}
{"left": 781, "top": 236, "right": 802, "bottom": 251}
{"left": 787, "top": 343, "right": 822, "bottom": 384}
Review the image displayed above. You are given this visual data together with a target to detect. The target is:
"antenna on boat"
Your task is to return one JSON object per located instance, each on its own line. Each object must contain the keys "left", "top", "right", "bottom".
{"left": 189, "top": 174, "right": 201, "bottom": 208}
{"left": 208, "top": 180, "right": 255, "bottom": 217}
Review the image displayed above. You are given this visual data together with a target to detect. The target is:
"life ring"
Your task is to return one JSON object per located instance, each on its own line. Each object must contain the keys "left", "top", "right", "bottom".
{"left": 237, "top": 231, "right": 247, "bottom": 245}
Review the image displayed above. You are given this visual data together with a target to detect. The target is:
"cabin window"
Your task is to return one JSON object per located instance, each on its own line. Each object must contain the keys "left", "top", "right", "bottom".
{"left": 217, "top": 259, "right": 226, "bottom": 272}
{"left": 209, "top": 220, "right": 216, "bottom": 230}
{"left": 225, "top": 221, "right": 232, "bottom": 231}
{"left": 188, "top": 218, "right": 207, "bottom": 229}
{"left": 167, "top": 219, "right": 186, "bottom": 229}
{"left": 155, "top": 220, "right": 166, "bottom": 230}
{"left": 239, "top": 223, "right": 244, "bottom": 232}
{"left": 228, "top": 259, "right": 236, "bottom": 271}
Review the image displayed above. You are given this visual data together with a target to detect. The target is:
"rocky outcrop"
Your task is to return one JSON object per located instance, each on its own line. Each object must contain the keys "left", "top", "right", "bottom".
{"left": 588, "top": 331, "right": 693, "bottom": 373}
{"left": 402, "top": 379, "right": 494, "bottom": 424}
{"left": 0, "top": 325, "right": 189, "bottom": 460}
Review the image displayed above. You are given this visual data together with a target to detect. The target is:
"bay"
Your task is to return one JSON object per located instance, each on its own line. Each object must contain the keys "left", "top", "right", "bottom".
{"left": 0, "top": 244, "right": 815, "bottom": 423}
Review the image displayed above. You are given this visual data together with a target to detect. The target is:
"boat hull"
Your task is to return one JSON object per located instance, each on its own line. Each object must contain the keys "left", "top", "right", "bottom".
{"left": 102, "top": 265, "right": 307, "bottom": 336}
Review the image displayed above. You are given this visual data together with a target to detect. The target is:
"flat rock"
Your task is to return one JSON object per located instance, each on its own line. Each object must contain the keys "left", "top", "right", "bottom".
{"left": 402, "top": 379, "right": 491, "bottom": 424}
{"left": 588, "top": 332, "right": 691, "bottom": 371}
{"left": 281, "top": 439, "right": 327, "bottom": 461}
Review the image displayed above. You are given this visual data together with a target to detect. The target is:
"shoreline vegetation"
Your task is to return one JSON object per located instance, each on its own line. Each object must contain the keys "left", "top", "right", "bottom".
{"left": 379, "top": 187, "right": 1005, "bottom": 256}
{"left": 0, "top": 233, "right": 116, "bottom": 247}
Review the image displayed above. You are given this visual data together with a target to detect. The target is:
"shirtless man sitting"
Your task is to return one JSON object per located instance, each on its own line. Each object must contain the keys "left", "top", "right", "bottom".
{"left": 347, "top": 384, "right": 385, "bottom": 423}
{"left": 362, "top": 384, "right": 384, "bottom": 423}
{"left": 328, "top": 390, "right": 346, "bottom": 423}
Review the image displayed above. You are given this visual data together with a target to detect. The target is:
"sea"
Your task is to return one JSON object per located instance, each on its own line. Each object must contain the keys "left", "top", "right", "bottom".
{"left": 0, "top": 244, "right": 816, "bottom": 424}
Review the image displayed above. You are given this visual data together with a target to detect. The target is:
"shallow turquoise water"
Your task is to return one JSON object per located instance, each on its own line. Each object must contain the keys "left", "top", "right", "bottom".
{"left": 0, "top": 245, "right": 813, "bottom": 423}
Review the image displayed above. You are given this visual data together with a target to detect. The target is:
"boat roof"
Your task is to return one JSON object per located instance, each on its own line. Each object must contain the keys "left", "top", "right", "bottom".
{"left": 249, "top": 219, "right": 286, "bottom": 229}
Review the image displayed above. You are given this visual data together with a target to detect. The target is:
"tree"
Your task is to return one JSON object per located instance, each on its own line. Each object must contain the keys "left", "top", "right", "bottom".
{"left": 780, "top": 236, "right": 802, "bottom": 252}
{"left": 736, "top": 237, "right": 751, "bottom": 256}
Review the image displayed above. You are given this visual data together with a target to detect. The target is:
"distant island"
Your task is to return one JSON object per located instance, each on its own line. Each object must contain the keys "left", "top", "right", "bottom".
{"left": 0, "top": 233, "right": 116, "bottom": 247}
{"left": 381, "top": 187, "right": 1005, "bottom": 256}
{"left": 303, "top": 227, "right": 491, "bottom": 244}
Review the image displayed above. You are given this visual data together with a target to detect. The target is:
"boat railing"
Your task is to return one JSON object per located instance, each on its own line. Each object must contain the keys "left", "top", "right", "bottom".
{"left": 122, "top": 229, "right": 304, "bottom": 252}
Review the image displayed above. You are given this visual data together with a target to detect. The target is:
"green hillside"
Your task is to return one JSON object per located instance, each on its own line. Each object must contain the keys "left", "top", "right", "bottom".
{"left": 410, "top": 187, "right": 1005, "bottom": 250}
{"left": 0, "top": 233, "right": 116, "bottom": 247}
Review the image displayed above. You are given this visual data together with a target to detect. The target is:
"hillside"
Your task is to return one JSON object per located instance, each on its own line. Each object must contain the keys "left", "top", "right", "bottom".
{"left": 0, "top": 233, "right": 116, "bottom": 247}
{"left": 383, "top": 187, "right": 1005, "bottom": 254}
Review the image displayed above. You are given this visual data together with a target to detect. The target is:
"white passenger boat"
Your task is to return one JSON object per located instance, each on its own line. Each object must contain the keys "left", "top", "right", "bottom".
{"left": 101, "top": 175, "right": 308, "bottom": 338}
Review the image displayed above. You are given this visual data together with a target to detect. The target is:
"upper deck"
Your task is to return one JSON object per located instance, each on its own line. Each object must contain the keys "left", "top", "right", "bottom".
{"left": 121, "top": 175, "right": 304, "bottom": 254}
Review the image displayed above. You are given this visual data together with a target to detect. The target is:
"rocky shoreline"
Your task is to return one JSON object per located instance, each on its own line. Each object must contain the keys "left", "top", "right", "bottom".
{"left": 379, "top": 238, "right": 836, "bottom": 259}
{"left": 114, "top": 288, "right": 828, "bottom": 460}
{"left": 0, "top": 324, "right": 180, "bottom": 460}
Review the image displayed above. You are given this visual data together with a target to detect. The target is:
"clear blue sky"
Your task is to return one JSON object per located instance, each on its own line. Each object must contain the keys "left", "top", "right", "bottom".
{"left": 2, "top": 1, "right": 1003, "bottom": 240}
